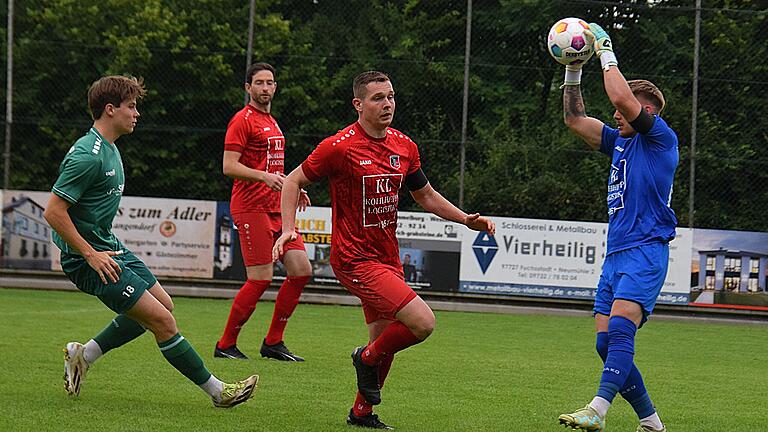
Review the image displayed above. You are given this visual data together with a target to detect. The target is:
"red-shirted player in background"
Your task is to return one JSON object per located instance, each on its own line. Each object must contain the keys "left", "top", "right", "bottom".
{"left": 273, "top": 71, "right": 496, "bottom": 429}
{"left": 215, "top": 62, "right": 312, "bottom": 362}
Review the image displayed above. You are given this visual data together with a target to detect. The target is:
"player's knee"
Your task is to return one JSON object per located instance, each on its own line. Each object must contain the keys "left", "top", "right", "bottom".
{"left": 164, "top": 298, "right": 175, "bottom": 313}
{"left": 412, "top": 313, "right": 435, "bottom": 340}
{"left": 147, "top": 313, "right": 178, "bottom": 340}
{"left": 286, "top": 261, "right": 312, "bottom": 277}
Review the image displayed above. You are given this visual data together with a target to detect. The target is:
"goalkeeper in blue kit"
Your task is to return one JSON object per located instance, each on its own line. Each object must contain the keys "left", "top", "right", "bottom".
{"left": 556, "top": 23, "right": 678, "bottom": 432}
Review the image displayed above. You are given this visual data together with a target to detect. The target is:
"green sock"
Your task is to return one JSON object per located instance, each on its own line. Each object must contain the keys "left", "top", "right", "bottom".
{"left": 93, "top": 315, "right": 146, "bottom": 353}
{"left": 158, "top": 333, "right": 212, "bottom": 385}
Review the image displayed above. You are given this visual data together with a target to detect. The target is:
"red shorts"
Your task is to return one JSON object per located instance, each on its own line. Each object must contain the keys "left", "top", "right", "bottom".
{"left": 333, "top": 262, "right": 418, "bottom": 324}
{"left": 232, "top": 212, "right": 305, "bottom": 266}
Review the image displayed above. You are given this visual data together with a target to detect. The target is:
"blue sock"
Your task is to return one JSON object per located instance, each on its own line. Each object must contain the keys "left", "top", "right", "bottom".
{"left": 596, "top": 316, "right": 637, "bottom": 403}
{"left": 596, "top": 332, "right": 656, "bottom": 419}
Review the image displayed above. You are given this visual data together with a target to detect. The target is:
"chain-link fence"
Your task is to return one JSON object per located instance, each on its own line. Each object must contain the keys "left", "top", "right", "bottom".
{"left": 2, "top": 0, "right": 766, "bottom": 231}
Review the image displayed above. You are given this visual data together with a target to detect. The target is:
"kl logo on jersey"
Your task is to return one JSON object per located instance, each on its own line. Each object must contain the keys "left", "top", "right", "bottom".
{"left": 376, "top": 177, "right": 393, "bottom": 193}
{"left": 472, "top": 231, "right": 498, "bottom": 274}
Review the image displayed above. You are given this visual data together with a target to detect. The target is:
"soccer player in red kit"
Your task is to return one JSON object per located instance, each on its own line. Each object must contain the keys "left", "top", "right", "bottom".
{"left": 215, "top": 62, "right": 312, "bottom": 362}
{"left": 273, "top": 71, "right": 496, "bottom": 429}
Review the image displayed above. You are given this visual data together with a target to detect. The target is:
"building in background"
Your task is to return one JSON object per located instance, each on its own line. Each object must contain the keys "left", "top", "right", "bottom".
{"left": 698, "top": 249, "right": 767, "bottom": 293}
{"left": 1, "top": 196, "right": 52, "bottom": 270}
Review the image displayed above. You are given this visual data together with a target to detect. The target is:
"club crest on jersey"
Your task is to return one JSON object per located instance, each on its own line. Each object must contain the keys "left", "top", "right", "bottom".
{"left": 389, "top": 155, "right": 400, "bottom": 169}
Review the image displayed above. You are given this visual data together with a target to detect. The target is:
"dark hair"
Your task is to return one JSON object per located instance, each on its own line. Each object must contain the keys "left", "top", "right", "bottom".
{"left": 88, "top": 76, "right": 146, "bottom": 120}
{"left": 353, "top": 71, "right": 390, "bottom": 98}
{"left": 245, "top": 62, "right": 276, "bottom": 84}
{"left": 628, "top": 79, "right": 666, "bottom": 114}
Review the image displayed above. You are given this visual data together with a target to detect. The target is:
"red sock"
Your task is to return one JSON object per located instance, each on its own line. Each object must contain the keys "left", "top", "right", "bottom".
{"left": 353, "top": 392, "right": 373, "bottom": 417}
{"left": 217, "top": 279, "right": 270, "bottom": 348}
{"left": 361, "top": 321, "right": 421, "bottom": 366}
{"left": 265, "top": 276, "right": 309, "bottom": 345}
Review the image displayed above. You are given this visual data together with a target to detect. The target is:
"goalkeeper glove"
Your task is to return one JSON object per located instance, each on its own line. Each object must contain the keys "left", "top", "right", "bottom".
{"left": 585, "top": 23, "right": 618, "bottom": 70}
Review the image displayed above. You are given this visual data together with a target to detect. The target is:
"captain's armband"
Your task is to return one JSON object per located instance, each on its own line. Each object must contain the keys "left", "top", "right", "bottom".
{"left": 629, "top": 109, "right": 655, "bottom": 135}
{"left": 405, "top": 168, "right": 429, "bottom": 191}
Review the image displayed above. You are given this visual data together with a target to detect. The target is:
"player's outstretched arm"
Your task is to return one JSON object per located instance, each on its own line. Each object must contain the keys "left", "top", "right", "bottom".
{"left": 223, "top": 150, "right": 284, "bottom": 191}
{"left": 563, "top": 85, "right": 604, "bottom": 150}
{"left": 273, "top": 166, "right": 313, "bottom": 261}
{"left": 586, "top": 23, "right": 642, "bottom": 123}
{"left": 410, "top": 184, "right": 495, "bottom": 235}
{"left": 43, "top": 194, "right": 122, "bottom": 284}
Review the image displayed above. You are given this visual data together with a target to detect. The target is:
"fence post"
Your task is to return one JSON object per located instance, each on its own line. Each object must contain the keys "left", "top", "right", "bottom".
{"left": 4, "top": 0, "right": 14, "bottom": 190}
{"left": 243, "top": 0, "right": 256, "bottom": 105}
{"left": 459, "top": 0, "right": 472, "bottom": 208}
{"left": 689, "top": 0, "right": 702, "bottom": 228}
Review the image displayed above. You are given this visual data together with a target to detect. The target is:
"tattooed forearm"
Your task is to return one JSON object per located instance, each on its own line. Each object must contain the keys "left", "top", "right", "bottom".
{"left": 563, "top": 85, "right": 587, "bottom": 121}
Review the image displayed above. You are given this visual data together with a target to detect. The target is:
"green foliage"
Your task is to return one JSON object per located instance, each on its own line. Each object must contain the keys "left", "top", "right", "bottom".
{"left": 3, "top": 1, "right": 767, "bottom": 229}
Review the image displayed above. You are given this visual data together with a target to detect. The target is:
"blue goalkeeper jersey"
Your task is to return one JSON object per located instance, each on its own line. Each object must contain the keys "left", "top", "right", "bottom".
{"left": 600, "top": 115, "right": 679, "bottom": 255}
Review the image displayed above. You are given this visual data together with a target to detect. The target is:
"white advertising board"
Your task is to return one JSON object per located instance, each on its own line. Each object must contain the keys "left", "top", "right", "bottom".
{"left": 112, "top": 196, "right": 216, "bottom": 278}
{"left": 459, "top": 216, "right": 692, "bottom": 304}
{"left": 2, "top": 190, "right": 215, "bottom": 278}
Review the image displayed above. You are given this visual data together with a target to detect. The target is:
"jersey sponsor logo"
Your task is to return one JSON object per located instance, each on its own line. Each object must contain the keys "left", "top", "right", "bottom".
{"left": 105, "top": 169, "right": 116, "bottom": 177}
{"left": 607, "top": 159, "right": 626, "bottom": 216}
{"left": 266, "top": 136, "right": 285, "bottom": 173}
{"left": 472, "top": 232, "right": 498, "bottom": 274}
{"left": 389, "top": 155, "right": 400, "bottom": 169}
{"left": 359, "top": 160, "right": 372, "bottom": 166}
{"left": 107, "top": 184, "right": 125, "bottom": 196}
{"left": 615, "top": 145, "right": 625, "bottom": 152}
{"left": 362, "top": 173, "right": 402, "bottom": 229}
{"left": 263, "top": 127, "right": 271, "bottom": 131}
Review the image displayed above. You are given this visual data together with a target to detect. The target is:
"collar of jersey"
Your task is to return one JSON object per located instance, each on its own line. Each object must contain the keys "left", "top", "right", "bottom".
{"left": 354, "top": 122, "right": 387, "bottom": 142}
{"left": 246, "top": 103, "right": 270, "bottom": 115}
{"left": 89, "top": 127, "right": 114, "bottom": 146}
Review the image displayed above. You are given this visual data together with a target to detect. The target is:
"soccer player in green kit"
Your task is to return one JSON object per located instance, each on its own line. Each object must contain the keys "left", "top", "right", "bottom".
{"left": 43, "top": 75, "right": 258, "bottom": 407}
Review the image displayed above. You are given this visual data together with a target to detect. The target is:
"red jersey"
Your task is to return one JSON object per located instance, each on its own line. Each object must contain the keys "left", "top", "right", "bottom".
{"left": 224, "top": 105, "right": 285, "bottom": 214}
{"left": 302, "top": 122, "right": 421, "bottom": 269}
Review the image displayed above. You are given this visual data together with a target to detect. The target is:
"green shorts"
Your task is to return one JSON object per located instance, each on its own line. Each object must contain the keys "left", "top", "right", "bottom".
{"left": 61, "top": 251, "right": 158, "bottom": 314}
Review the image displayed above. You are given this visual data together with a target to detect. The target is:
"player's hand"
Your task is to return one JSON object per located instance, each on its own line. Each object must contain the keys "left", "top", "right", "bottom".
{"left": 272, "top": 231, "right": 298, "bottom": 262}
{"left": 298, "top": 189, "right": 311, "bottom": 212}
{"left": 464, "top": 213, "right": 496, "bottom": 235}
{"left": 585, "top": 23, "right": 616, "bottom": 64}
{"left": 262, "top": 172, "right": 284, "bottom": 191}
{"left": 85, "top": 250, "right": 123, "bottom": 284}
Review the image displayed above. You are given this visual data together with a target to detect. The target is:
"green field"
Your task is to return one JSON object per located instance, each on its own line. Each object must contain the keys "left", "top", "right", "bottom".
{"left": 2, "top": 287, "right": 767, "bottom": 431}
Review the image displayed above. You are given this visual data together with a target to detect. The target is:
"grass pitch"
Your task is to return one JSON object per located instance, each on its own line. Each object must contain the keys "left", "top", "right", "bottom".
{"left": 1, "top": 287, "right": 767, "bottom": 431}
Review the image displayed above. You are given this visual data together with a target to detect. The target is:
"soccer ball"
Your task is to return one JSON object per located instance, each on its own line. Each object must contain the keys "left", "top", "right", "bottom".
{"left": 547, "top": 18, "right": 593, "bottom": 66}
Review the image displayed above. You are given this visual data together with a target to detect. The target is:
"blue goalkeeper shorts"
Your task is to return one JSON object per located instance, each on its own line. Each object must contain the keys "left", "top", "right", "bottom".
{"left": 593, "top": 241, "right": 670, "bottom": 325}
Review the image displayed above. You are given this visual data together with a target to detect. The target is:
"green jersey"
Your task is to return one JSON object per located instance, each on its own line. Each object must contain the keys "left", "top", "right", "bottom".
{"left": 52, "top": 127, "right": 125, "bottom": 255}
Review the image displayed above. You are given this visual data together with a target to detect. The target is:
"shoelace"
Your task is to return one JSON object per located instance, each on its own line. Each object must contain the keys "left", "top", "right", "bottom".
{"left": 221, "top": 381, "right": 245, "bottom": 398}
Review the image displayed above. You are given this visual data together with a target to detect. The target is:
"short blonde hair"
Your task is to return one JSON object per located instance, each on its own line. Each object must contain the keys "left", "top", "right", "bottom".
{"left": 628, "top": 79, "right": 665, "bottom": 114}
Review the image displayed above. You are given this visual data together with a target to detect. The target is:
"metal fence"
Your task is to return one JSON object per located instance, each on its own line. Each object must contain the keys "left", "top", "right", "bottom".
{"left": 2, "top": 0, "right": 767, "bottom": 231}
